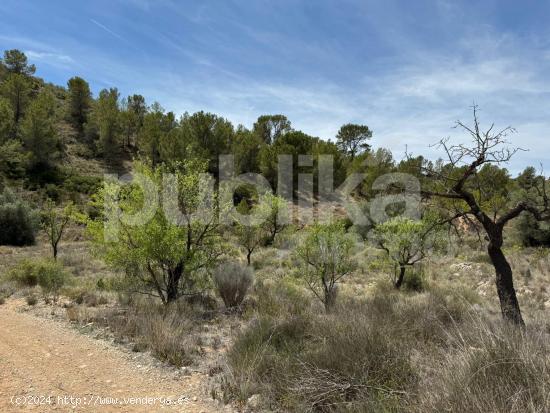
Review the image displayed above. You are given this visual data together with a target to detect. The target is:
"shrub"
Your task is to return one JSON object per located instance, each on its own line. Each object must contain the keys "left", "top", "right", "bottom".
{"left": 0, "top": 188, "right": 39, "bottom": 246}
{"left": 25, "top": 294, "right": 37, "bottom": 306}
{"left": 420, "top": 317, "right": 550, "bottom": 413}
{"left": 213, "top": 262, "right": 253, "bottom": 309}
{"left": 402, "top": 267, "right": 425, "bottom": 292}
{"left": 90, "top": 298, "right": 202, "bottom": 367}
{"left": 8, "top": 259, "right": 40, "bottom": 286}
{"left": 9, "top": 259, "right": 70, "bottom": 301}
{"left": 37, "top": 260, "right": 69, "bottom": 302}
{"left": 0, "top": 296, "right": 5, "bottom": 305}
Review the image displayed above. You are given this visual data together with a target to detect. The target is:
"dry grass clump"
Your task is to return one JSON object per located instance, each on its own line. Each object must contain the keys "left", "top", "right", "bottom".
{"left": 222, "top": 278, "right": 550, "bottom": 412}
{"left": 89, "top": 298, "right": 207, "bottom": 367}
{"left": 213, "top": 262, "right": 253, "bottom": 309}
{"left": 418, "top": 316, "right": 550, "bottom": 413}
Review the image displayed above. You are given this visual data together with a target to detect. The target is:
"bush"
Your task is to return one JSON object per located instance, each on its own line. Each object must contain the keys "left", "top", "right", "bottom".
{"left": 88, "top": 298, "right": 202, "bottom": 367}
{"left": 420, "top": 317, "right": 550, "bottom": 413}
{"left": 402, "top": 268, "right": 425, "bottom": 292}
{"left": 0, "top": 188, "right": 39, "bottom": 246}
{"left": 213, "top": 262, "right": 253, "bottom": 309}
{"left": 8, "top": 259, "right": 40, "bottom": 286}
{"left": 25, "top": 294, "right": 37, "bottom": 306}
{"left": 37, "top": 260, "right": 69, "bottom": 302}
{"left": 9, "top": 259, "right": 69, "bottom": 301}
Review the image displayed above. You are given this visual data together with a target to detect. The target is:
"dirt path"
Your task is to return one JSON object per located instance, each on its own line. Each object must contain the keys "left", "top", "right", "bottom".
{"left": 0, "top": 300, "right": 229, "bottom": 412}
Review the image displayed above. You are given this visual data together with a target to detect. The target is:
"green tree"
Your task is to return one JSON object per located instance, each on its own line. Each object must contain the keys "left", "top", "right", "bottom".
{"left": 336, "top": 123, "right": 372, "bottom": 160}
{"left": 295, "top": 222, "right": 356, "bottom": 311}
{"left": 88, "top": 161, "right": 228, "bottom": 305}
{"left": 41, "top": 199, "right": 74, "bottom": 260}
{"left": 119, "top": 94, "right": 147, "bottom": 149}
{"left": 0, "top": 73, "right": 32, "bottom": 128}
{"left": 93, "top": 88, "right": 121, "bottom": 159}
{"left": 259, "top": 130, "right": 314, "bottom": 189}
{"left": 372, "top": 216, "right": 444, "bottom": 289}
{"left": 232, "top": 127, "right": 264, "bottom": 174}
{"left": 253, "top": 114, "right": 291, "bottom": 144}
{"left": 0, "top": 98, "right": 14, "bottom": 143}
{"left": 0, "top": 140, "right": 29, "bottom": 178}
{"left": 20, "top": 91, "right": 59, "bottom": 168}
{"left": 2, "top": 49, "right": 36, "bottom": 76}
{"left": 233, "top": 200, "right": 269, "bottom": 266}
{"left": 257, "top": 193, "right": 289, "bottom": 246}
{"left": 66, "top": 76, "right": 92, "bottom": 135}
{"left": 180, "top": 111, "right": 234, "bottom": 175}
{"left": 138, "top": 106, "right": 176, "bottom": 165}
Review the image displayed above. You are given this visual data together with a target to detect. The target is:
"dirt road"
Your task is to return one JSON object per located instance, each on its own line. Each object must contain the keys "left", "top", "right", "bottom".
{"left": 0, "top": 300, "right": 227, "bottom": 412}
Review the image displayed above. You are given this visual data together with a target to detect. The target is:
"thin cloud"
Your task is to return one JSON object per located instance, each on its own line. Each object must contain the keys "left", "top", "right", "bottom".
{"left": 90, "top": 19, "right": 127, "bottom": 43}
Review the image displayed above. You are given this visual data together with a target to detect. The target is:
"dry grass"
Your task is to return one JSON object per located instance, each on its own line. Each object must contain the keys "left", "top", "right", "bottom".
{"left": 221, "top": 278, "right": 550, "bottom": 412}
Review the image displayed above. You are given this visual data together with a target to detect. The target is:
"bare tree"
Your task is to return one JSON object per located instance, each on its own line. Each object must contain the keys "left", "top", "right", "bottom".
{"left": 419, "top": 106, "right": 550, "bottom": 325}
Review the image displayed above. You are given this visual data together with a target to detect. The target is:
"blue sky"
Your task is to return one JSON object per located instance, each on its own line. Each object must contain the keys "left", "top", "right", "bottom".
{"left": 1, "top": 0, "right": 550, "bottom": 173}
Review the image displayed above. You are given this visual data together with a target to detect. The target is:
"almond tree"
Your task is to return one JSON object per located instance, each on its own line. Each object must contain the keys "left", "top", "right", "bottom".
{"left": 420, "top": 107, "right": 550, "bottom": 325}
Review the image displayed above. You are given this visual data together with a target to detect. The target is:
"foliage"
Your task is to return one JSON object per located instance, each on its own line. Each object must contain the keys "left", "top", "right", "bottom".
{"left": 0, "top": 72, "right": 32, "bottom": 127}
{"left": 36, "top": 259, "right": 69, "bottom": 302}
{"left": 0, "top": 139, "right": 29, "bottom": 178}
{"left": 256, "top": 192, "right": 289, "bottom": 246}
{"left": 294, "top": 222, "right": 356, "bottom": 310}
{"left": 252, "top": 114, "right": 291, "bottom": 144}
{"left": 90, "top": 88, "right": 121, "bottom": 159}
{"left": 335, "top": 123, "right": 372, "bottom": 159}
{"left": 1, "top": 49, "right": 36, "bottom": 76}
{"left": 372, "top": 215, "right": 446, "bottom": 289}
{"left": 87, "top": 160, "right": 228, "bottom": 304}
{"left": 66, "top": 76, "right": 91, "bottom": 135}
{"left": 0, "top": 97, "right": 14, "bottom": 142}
{"left": 0, "top": 187, "right": 39, "bottom": 246}
{"left": 212, "top": 261, "right": 254, "bottom": 308}
{"left": 20, "top": 90, "right": 60, "bottom": 168}
{"left": 41, "top": 198, "right": 75, "bottom": 259}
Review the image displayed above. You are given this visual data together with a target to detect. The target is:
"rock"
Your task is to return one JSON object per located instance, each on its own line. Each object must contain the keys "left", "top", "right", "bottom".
{"left": 247, "top": 394, "right": 262, "bottom": 409}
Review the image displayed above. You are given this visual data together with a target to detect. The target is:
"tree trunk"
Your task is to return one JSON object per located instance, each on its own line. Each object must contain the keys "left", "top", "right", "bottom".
{"left": 246, "top": 250, "right": 252, "bottom": 266}
{"left": 53, "top": 243, "right": 58, "bottom": 260}
{"left": 166, "top": 264, "right": 183, "bottom": 304}
{"left": 323, "top": 283, "right": 338, "bottom": 312}
{"left": 394, "top": 265, "right": 406, "bottom": 289}
{"left": 487, "top": 242, "right": 524, "bottom": 326}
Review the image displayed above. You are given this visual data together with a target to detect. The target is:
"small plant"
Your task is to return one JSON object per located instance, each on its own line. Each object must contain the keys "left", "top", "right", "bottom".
{"left": 34, "top": 260, "right": 69, "bottom": 303}
{"left": 8, "top": 260, "right": 40, "bottom": 287}
{"left": 213, "top": 261, "right": 254, "bottom": 309}
{"left": 26, "top": 294, "right": 38, "bottom": 306}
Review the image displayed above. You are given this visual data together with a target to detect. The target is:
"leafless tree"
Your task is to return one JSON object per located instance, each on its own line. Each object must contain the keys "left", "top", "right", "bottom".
{"left": 418, "top": 106, "right": 550, "bottom": 325}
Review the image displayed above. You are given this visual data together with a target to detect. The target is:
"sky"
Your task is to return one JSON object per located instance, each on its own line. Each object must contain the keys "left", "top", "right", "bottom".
{"left": 1, "top": 0, "right": 550, "bottom": 174}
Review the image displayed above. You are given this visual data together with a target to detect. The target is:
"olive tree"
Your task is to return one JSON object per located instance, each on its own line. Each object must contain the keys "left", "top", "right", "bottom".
{"left": 295, "top": 222, "right": 356, "bottom": 311}
{"left": 88, "top": 160, "right": 228, "bottom": 305}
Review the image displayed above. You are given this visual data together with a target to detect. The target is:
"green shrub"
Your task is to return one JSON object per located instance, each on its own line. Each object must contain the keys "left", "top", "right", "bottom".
{"left": 25, "top": 294, "right": 37, "bottom": 306}
{"left": 10, "top": 259, "right": 70, "bottom": 301}
{"left": 8, "top": 259, "right": 40, "bottom": 286}
{"left": 0, "top": 188, "right": 39, "bottom": 246}
{"left": 213, "top": 262, "right": 253, "bottom": 309}
{"left": 37, "top": 260, "right": 69, "bottom": 302}
{"left": 402, "top": 268, "right": 425, "bottom": 292}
